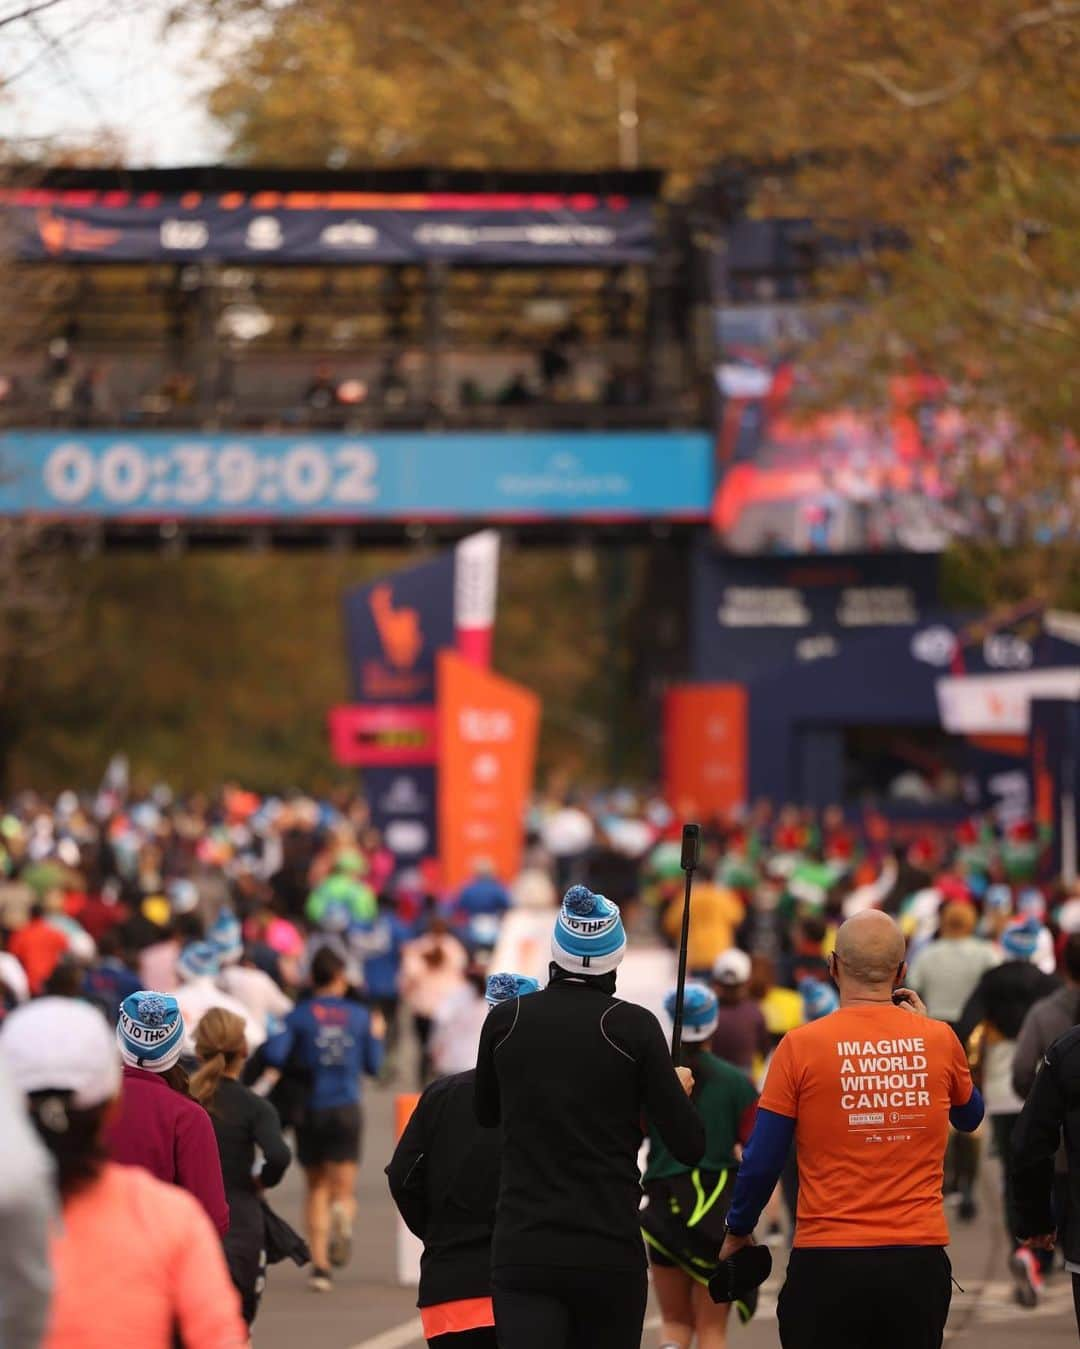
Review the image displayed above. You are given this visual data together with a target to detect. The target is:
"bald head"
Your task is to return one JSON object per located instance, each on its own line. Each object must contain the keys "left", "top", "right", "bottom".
{"left": 835, "top": 910, "right": 906, "bottom": 988}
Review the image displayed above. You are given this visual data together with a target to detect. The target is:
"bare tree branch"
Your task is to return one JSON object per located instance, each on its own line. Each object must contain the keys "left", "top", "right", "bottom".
{"left": 848, "top": 1, "right": 1080, "bottom": 108}
{"left": 0, "top": 0, "right": 72, "bottom": 31}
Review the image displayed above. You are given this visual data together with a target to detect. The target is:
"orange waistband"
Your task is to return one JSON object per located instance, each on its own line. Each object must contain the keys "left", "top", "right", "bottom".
{"left": 420, "top": 1296, "right": 496, "bottom": 1337}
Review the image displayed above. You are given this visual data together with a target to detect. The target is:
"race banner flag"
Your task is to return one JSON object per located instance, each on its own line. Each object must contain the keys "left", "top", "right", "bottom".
{"left": 454, "top": 530, "right": 500, "bottom": 668}
{"left": 663, "top": 684, "right": 748, "bottom": 820}
{"left": 437, "top": 651, "right": 540, "bottom": 890}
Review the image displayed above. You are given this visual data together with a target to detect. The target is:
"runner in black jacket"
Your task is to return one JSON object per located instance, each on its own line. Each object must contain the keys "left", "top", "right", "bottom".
{"left": 475, "top": 886, "right": 705, "bottom": 1349}
{"left": 387, "top": 972, "right": 540, "bottom": 1349}
{"left": 1013, "top": 1024, "right": 1080, "bottom": 1334}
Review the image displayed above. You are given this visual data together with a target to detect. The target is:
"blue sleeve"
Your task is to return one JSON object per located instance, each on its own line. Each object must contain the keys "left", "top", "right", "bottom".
{"left": 263, "top": 1007, "right": 301, "bottom": 1069}
{"left": 725, "top": 1107, "right": 796, "bottom": 1236}
{"left": 950, "top": 1086, "right": 985, "bottom": 1133}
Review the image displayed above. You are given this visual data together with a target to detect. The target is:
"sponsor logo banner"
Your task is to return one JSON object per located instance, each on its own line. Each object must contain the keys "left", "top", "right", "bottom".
{"left": 663, "top": 684, "right": 748, "bottom": 819}
{"left": 437, "top": 651, "right": 540, "bottom": 889}
{"left": 3, "top": 188, "right": 654, "bottom": 264}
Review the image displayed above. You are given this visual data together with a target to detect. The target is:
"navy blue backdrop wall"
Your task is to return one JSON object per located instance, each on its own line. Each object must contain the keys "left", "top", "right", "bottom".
{"left": 342, "top": 553, "right": 455, "bottom": 864}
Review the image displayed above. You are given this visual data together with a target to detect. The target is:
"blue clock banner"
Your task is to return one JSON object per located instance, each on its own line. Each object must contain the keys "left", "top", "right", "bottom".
{"left": 0, "top": 430, "right": 711, "bottom": 521}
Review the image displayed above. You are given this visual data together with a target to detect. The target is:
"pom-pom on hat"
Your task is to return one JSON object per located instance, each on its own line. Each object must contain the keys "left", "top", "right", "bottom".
{"left": 176, "top": 941, "right": 222, "bottom": 983}
{"left": 551, "top": 885, "right": 627, "bottom": 976}
{"left": 116, "top": 990, "right": 185, "bottom": 1072}
{"left": 209, "top": 909, "right": 243, "bottom": 965}
{"left": 485, "top": 971, "right": 541, "bottom": 1006}
{"left": 664, "top": 981, "right": 719, "bottom": 1042}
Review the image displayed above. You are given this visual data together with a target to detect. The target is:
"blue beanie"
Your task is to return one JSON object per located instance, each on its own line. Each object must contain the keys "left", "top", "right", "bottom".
{"left": 664, "top": 981, "right": 718, "bottom": 1042}
{"left": 799, "top": 977, "right": 839, "bottom": 1022}
{"left": 176, "top": 940, "right": 221, "bottom": 982}
{"left": 1002, "top": 917, "right": 1041, "bottom": 962}
{"left": 209, "top": 910, "right": 243, "bottom": 965}
{"left": 552, "top": 886, "right": 627, "bottom": 976}
{"left": 485, "top": 971, "right": 541, "bottom": 1006}
{"left": 116, "top": 990, "right": 185, "bottom": 1071}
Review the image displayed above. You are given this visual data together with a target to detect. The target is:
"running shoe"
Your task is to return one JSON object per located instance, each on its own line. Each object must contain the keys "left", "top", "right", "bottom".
{"left": 328, "top": 1202, "right": 353, "bottom": 1269}
{"left": 1009, "top": 1248, "right": 1042, "bottom": 1308}
{"left": 309, "top": 1267, "right": 333, "bottom": 1294}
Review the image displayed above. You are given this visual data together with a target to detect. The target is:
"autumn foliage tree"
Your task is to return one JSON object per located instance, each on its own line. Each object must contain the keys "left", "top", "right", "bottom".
{"left": 189, "top": 0, "right": 1078, "bottom": 444}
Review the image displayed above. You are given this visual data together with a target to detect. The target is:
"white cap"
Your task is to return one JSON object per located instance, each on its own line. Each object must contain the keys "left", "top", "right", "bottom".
{"left": 712, "top": 947, "right": 752, "bottom": 986}
{"left": 0, "top": 997, "right": 121, "bottom": 1108}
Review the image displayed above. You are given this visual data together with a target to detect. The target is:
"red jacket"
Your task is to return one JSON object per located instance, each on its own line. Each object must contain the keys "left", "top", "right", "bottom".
{"left": 8, "top": 918, "right": 67, "bottom": 994}
{"left": 105, "top": 1066, "right": 230, "bottom": 1236}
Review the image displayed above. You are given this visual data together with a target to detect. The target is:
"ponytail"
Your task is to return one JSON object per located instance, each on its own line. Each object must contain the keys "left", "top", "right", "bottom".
{"left": 27, "top": 1091, "right": 109, "bottom": 1200}
{"left": 189, "top": 1007, "right": 247, "bottom": 1113}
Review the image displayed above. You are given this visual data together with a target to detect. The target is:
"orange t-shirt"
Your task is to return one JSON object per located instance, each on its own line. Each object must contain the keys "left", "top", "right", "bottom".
{"left": 759, "top": 1003, "right": 973, "bottom": 1248}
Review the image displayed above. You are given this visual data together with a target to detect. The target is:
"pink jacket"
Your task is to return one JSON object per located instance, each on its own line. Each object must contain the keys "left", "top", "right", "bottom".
{"left": 44, "top": 1163, "right": 246, "bottom": 1348}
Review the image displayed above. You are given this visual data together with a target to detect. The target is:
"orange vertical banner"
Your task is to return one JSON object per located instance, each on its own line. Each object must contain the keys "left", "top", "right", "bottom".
{"left": 438, "top": 650, "right": 541, "bottom": 890}
{"left": 663, "top": 684, "right": 747, "bottom": 820}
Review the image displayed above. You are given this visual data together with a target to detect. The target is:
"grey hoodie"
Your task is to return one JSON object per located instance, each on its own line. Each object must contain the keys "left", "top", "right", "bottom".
{"left": 0, "top": 1058, "right": 54, "bottom": 1349}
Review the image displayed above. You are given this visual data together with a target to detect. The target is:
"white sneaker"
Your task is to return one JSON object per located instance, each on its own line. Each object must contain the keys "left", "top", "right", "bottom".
{"left": 328, "top": 1203, "right": 353, "bottom": 1269}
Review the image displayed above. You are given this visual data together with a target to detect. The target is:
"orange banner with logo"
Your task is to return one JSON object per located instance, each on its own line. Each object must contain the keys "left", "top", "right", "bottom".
{"left": 664, "top": 684, "right": 747, "bottom": 820}
{"left": 438, "top": 651, "right": 541, "bottom": 889}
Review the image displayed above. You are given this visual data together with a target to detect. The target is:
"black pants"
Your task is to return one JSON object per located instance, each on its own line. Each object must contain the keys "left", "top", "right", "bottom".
{"left": 991, "top": 1113, "right": 1022, "bottom": 1242}
{"left": 778, "top": 1247, "right": 952, "bottom": 1349}
{"left": 428, "top": 1332, "right": 498, "bottom": 1348}
{"left": 493, "top": 1265, "right": 647, "bottom": 1349}
{"left": 1072, "top": 1273, "right": 1080, "bottom": 1337}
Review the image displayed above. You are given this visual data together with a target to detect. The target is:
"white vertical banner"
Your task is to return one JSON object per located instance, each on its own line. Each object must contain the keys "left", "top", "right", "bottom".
{"left": 454, "top": 530, "right": 500, "bottom": 667}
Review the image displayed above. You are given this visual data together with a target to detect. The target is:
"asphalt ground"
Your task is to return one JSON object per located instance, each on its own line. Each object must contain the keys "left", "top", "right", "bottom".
{"left": 253, "top": 1051, "right": 1078, "bottom": 1349}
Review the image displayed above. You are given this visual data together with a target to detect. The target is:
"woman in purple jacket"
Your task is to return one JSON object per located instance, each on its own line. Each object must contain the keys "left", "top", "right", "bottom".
{"left": 105, "top": 990, "right": 230, "bottom": 1236}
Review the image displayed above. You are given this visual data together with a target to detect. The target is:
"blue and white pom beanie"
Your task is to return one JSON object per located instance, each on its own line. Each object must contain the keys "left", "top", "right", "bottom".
{"left": 664, "top": 981, "right": 719, "bottom": 1042}
{"left": 799, "top": 977, "right": 840, "bottom": 1022}
{"left": 485, "top": 971, "right": 541, "bottom": 1006}
{"left": 552, "top": 885, "right": 627, "bottom": 976}
{"left": 209, "top": 909, "right": 243, "bottom": 966}
{"left": 1002, "top": 916, "right": 1041, "bottom": 962}
{"left": 116, "top": 990, "right": 185, "bottom": 1072}
{"left": 176, "top": 940, "right": 222, "bottom": 983}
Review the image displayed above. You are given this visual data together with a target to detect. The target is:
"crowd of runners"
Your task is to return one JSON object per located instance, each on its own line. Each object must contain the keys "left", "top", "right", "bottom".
{"left": 1, "top": 782, "right": 1079, "bottom": 1346}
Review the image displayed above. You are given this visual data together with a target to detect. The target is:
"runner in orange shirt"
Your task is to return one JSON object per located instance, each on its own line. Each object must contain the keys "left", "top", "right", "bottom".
{"left": 719, "top": 910, "right": 984, "bottom": 1349}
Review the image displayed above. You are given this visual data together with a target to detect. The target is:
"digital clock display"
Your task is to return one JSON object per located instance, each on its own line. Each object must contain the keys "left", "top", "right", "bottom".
{"left": 43, "top": 440, "right": 378, "bottom": 510}
{"left": 0, "top": 429, "right": 712, "bottom": 520}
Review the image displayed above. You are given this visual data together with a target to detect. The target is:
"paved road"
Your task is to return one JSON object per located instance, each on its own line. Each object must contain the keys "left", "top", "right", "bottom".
{"left": 253, "top": 1068, "right": 1077, "bottom": 1349}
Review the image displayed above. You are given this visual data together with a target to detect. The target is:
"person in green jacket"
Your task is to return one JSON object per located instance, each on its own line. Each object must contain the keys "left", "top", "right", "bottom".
{"left": 305, "top": 849, "right": 377, "bottom": 930}
{"left": 641, "top": 983, "right": 759, "bottom": 1349}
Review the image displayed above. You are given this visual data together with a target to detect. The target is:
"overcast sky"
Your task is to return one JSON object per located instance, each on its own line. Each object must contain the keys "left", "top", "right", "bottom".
{"left": 0, "top": 0, "right": 226, "bottom": 164}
